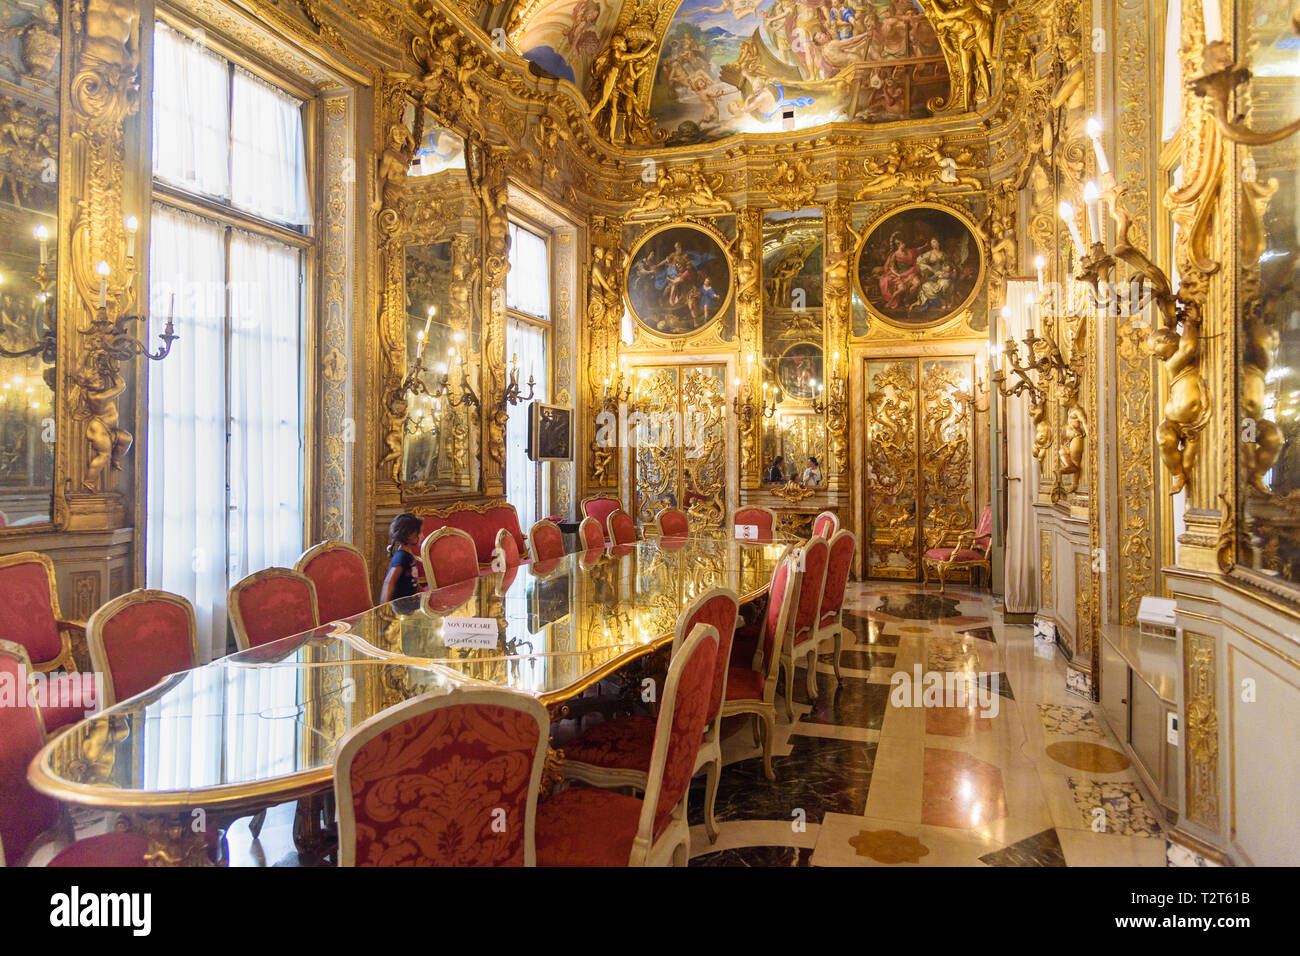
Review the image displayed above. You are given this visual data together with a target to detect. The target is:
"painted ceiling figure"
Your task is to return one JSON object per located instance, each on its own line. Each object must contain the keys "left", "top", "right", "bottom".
{"left": 562, "top": 0, "right": 602, "bottom": 58}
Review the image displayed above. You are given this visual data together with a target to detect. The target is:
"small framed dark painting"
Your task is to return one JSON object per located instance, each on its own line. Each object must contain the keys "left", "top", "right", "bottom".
{"left": 528, "top": 402, "right": 571, "bottom": 462}
{"left": 777, "top": 343, "right": 823, "bottom": 402}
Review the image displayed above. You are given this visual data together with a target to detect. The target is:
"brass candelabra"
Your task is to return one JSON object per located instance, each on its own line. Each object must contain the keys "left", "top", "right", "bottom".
{"left": 1191, "top": 30, "right": 1300, "bottom": 146}
{"left": 500, "top": 352, "right": 537, "bottom": 408}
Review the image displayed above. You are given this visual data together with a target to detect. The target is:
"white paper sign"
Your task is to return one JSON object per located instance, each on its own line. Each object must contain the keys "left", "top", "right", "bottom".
{"left": 736, "top": 524, "right": 758, "bottom": 540}
{"left": 442, "top": 617, "right": 500, "bottom": 649}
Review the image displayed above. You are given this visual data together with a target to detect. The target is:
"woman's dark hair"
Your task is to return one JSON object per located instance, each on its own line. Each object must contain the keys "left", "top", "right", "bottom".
{"left": 809, "top": 457, "right": 819, "bottom": 466}
{"left": 388, "top": 513, "right": 422, "bottom": 556}
{"left": 774, "top": 455, "right": 784, "bottom": 465}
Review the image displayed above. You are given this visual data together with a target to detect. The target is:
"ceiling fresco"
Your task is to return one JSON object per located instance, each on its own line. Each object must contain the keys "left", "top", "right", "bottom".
{"left": 512, "top": 0, "right": 624, "bottom": 89}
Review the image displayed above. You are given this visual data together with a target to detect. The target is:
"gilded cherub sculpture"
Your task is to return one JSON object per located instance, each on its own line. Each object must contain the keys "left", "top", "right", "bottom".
{"left": 1146, "top": 305, "right": 1210, "bottom": 495}
{"left": 1241, "top": 313, "right": 1282, "bottom": 495}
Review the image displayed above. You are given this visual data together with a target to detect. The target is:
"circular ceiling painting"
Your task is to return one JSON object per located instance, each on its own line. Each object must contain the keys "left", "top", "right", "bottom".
{"left": 854, "top": 204, "right": 983, "bottom": 328}
{"left": 625, "top": 223, "right": 733, "bottom": 337}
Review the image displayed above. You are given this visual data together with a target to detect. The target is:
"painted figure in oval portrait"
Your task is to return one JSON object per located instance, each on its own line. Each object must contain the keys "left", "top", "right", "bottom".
{"left": 856, "top": 206, "right": 981, "bottom": 326}
{"left": 626, "top": 225, "right": 732, "bottom": 336}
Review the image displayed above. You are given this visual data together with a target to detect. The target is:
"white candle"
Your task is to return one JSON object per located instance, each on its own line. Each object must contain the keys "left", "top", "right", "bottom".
{"left": 124, "top": 215, "right": 139, "bottom": 260}
{"left": 95, "top": 260, "right": 110, "bottom": 308}
{"left": 423, "top": 305, "right": 435, "bottom": 340}
{"left": 416, "top": 330, "right": 425, "bottom": 360}
{"left": 1034, "top": 254, "right": 1045, "bottom": 292}
{"left": 1085, "top": 118, "right": 1110, "bottom": 177}
{"left": 1059, "top": 202, "right": 1086, "bottom": 258}
{"left": 1083, "top": 181, "right": 1102, "bottom": 244}
{"left": 1202, "top": 0, "right": 1223, "bottom": 43}
{"left": 34, "top": 225, "right": 48, "bottom": 265}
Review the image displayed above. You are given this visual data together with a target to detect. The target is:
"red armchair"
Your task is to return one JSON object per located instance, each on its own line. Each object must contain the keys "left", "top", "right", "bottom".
{"left": 652, "top": 506, "right": 690, "bottom": 538}
{"left": 494, "top": 527, "right": 523, "bottom": 569}
{"left": 725, "top": 545, "right": 800, "bottom": 780}
{"left": 529, "top": 519, "right": 566, "bottom": 562}
{"left": 87, "top": 589, "right": 201, "bottom": 706}
{"left": 923, "top": 505, "right": 993, "bottom": 592}
{"left": 420, "top": 527, "right": 481, "bottom": 590}
{"left": 560, "top": 587, "right": 739, "bottom": 843}
{"left": 416, "top": 501, "right": 526, "bottom": 567}
{"left": 606, "top": 508, "right": 638, "bottom": 546}
{"left": 296, "top": 541, "right": 372, "bottom": 623}
{"left": 0, "top": 552, "right": 90, "bottom": 732}
{"left": 580, "top": 495, "right": 621, "bottom": 528}
{"left": 579, "top": 516, "right": 605, "bottom": 550}
{"left": 782, "top": 535, "right": 830, "bottom": 709}
{"left": 334, "top": 688, "right": 550, "bottom": 866}
{"left": 534, "top": 623, "right": 719, "bottom": 867}
{"left": 227, "top": 568, "right": 320, "bottom": 651}
{"left": 734, "top": 506, "right": 778, "bottom": 542}
{"left": 810, "top": 530, "right": 856, "bottom": 690}
{"left": 813, "top": 510, "right": 839, "bottom": 539}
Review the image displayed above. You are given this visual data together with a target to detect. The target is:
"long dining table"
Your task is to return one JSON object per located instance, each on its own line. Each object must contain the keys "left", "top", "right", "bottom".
{"left": 27, "top": 535, "right": 790, "bottom": 865}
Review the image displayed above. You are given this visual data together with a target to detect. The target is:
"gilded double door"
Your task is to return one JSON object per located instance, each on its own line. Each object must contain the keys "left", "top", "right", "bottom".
{"left": 864, "top": 356, "right": 977, "bottom": 580}
{"left": 632, "top": 364, "right": 727, "bottom": 529}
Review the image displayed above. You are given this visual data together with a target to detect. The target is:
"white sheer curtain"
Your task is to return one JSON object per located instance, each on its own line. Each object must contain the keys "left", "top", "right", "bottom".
{"left": 506, "top": 318, "right": 547, "bottom": 531}
{"left": 231, "top": 67, "right": 312, "bottom": 226}
{"left": 507, "top": 222, "right": 550, "bottom": 319}
{"left": 1002, "top": 279, "right": 1040, "bottom": 614}
{"left": 152, "top": 23, "right": 230, "bottom": 198}
{"left": 228, "top": 229, "right": 304, "bottom": 586}
{"left": 147, "top": 205, "right": 229, "bottom": 659}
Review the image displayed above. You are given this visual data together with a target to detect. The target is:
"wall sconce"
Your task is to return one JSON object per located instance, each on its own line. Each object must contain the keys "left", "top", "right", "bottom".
{"left": 1190, "top": 10, "right": 1300, "bottom": 145}
{"left": 501, "top": 352, "right": 537, "bottom": 408}
{"left": 437, "top": 333, "right": 480, "bottom": 410}
{"left": 0, "top": 224, "right": 57, "bottom": 364}
{"left": 600, "top": 360, "right": 631, "bottom": 413}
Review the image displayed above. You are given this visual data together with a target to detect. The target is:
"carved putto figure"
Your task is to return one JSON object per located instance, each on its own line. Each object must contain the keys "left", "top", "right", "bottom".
{"left": 1147, "top": 308, "right": 1210, "bottom": 495}
{"left": 1241, "top": 315, "right": 1282, "bottom": 495}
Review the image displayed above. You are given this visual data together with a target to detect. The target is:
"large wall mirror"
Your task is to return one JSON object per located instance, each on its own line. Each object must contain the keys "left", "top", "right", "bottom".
{"left": 399, "top": 113, "right": 476, "bottom": 494}
{"left": 1235, "top": 1, "right": 1300, "bottom": 589}
{"left": 759, "top": 207, "right": 830, "bottom": 488}
{"left": 0, "top": 0, "right": 59, "bottom": 529}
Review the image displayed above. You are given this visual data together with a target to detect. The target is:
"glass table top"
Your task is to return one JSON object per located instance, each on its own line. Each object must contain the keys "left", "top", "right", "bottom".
{"left": 30, "top": 538, "right": 784, "bottom": 810}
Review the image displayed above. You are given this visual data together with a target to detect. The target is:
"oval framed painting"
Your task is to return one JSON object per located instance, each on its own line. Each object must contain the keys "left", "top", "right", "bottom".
{"left": 625, "top": 222, "right": 733, "bottom": 338}
{"left": 853, "top": 203, "right": 984, "bottom": 329}
{"left": 777, "top": 343, "right": 823, "bottom": 402}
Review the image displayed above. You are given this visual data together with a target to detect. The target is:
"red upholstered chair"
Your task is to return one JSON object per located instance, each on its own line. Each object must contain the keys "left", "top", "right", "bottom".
{"left": 782, "top": 536, "right": 830, "bottom": 708}
{"left": 923, "top": 505, "right": 993, "bottom": 592}
{"left": 0, "top": 640, "right": 221, "bottom": 867}
{"left": 579, "top": 516, "right": 605, "bottom": 550}
{"left": 0, "top": 552, "right": 88, "bottom": 732}
{"left": 529, "top": 519, "right": 566, "bottom": 562}
{"left": 813, "top": 510, "right": 839, "bottom": 539}
{"left": 810, "top": 530, "right": 856, "bottom": 690}
{"left": 652, "top": 506, "right": 690, "bottom": 538}
{"left": 580, "top": 494, "right": 621, "bottom": 528}
{"left": 494, "top": 527, "right": 523, "bottom": 569}
{"left": 734, "top": 506, "right": 778, "bottom": 542}
{"left": 606, "top": 508, "right": 638, "bottom": 546}
{"left": 87, "top": 589, "right": 200, "bottom": 706}
{"left": 296, "top": 541, "right": 372, "bottom": 622}
{"left": 334, "top": 688, "right": 549, "bottom": 866}
{"left": 535, "top": 623, "right": 718, "bottom": 867}
{"left": 227, "top": 568, "right": 320, "bottom": 652}
{"left": 416, "top": 502, "right": 527, "bottom": 566}
{"left": 723, "top": 545, "right": 799, "bottom": 780}
{"left": 561, "top": 587, "right": 739, "bottom": 843}
{"left": 420, "top": 527, "right": 481, "bottom": 590}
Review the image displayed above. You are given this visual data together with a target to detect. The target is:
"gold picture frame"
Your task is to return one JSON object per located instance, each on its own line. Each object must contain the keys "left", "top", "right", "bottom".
{"left": 624, "top": 220, "right": 734, "bottom": 339}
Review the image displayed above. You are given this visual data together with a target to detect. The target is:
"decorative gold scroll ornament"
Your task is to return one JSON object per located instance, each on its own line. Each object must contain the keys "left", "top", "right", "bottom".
{"left": 632, "top": 160, "right": 732, "bottom": 218}
{"left": 852, "top": 138, "right": 983, "bottom": 201}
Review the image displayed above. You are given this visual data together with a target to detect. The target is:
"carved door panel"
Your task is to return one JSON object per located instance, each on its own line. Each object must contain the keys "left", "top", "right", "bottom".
{"left": 864, "top": 356, "right": 975, "bottom": 579}
{"left": 633, "top": 364, "right": 727, "bottom": 529}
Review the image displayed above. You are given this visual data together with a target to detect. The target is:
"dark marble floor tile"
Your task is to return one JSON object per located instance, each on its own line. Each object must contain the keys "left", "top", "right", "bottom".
{"left": 843, "top": 611, "right": 901, "bottom": 647}
{"left": 690, "top": 735, "right": 876, "bottom": 825}
{"left": 978, "top": 671, "right": 1015, "bottom": 701}
{"left": 690, "top": 845, "right": 814, "bottom": 867}
{"left": 979, "top": 828, "right": 1067, "bottom": 867}
{"left": 959, "top": 626, "right": 997, "bottom": 644}
{"left": 871, "top": 593, "right": 964, "bottom": 621}
{"left": 794, "top": 670, "right": 892, "bottom": 729}
{"left": 834, "top": 648, "right": 897, "bottom": 670}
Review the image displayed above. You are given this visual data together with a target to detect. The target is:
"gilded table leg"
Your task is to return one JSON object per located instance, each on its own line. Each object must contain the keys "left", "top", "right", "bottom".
{"left": 541, "top": 701, "right": 569, "bottom": 796}
{"left": 292, "top": 793, "right": 338, "bottom": 863}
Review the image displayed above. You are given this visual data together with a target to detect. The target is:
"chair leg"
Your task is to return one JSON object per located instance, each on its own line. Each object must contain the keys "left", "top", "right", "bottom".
{"left": 781, "top": 658, "right": 795, "bottom": 722}
{"left": 938, "top": 565, "right": 947, "bottom": 594}
{"left": 751, "top": 714, "right": 762, "bottom": 747}
{"left": 832, "top": 630, "right": 843, "bottom": 683}
{"left": 673, "top": 837, "right": 689, "bottom": 867}
{"left": 759, "top": 710, "right": 776, "bottom": 781}
{"left": 249, "top": 808, "right": 267, "bottom": 840}
{"left": 703, "top": 755, "right": 721, "bottom": 844}
{"left": 805, "top": 648, "right": 818, "bottom": 700}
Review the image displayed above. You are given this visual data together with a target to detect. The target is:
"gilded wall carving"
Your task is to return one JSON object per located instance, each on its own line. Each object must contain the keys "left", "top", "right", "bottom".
{"left": 1183, "top": 630, "right": 1220, "bottom": 829}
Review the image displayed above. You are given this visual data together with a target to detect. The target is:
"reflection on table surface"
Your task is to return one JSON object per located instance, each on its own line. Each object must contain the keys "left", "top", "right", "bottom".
{"left": 31, "top": 538, "right": 785, "bottom": 809}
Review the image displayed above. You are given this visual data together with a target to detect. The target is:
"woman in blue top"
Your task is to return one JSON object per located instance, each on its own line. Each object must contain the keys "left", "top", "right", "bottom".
{"left": 380, "top": 512, "right": 423, "bottom": 603}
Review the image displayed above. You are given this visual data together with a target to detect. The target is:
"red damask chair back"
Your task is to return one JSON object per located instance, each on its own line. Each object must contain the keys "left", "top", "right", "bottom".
{"left": 579, "top": 516, "right": 605, "bottom": 550}
{"left": 640, "top": 624, "right": 719, "bottom": 839}
{"left": 0, "top": 641, "right": 62, "bottom": 864}
{"left": 0, "top": 552, "right": 77, "bottom": 672}
{"left": 87, "top": 590, "right": 200, "bottom": 706}
{"left": 420, "top": 527, "right": 481, "bottom": 590}
{"left": 813, "top": 511, "right": 839, "bottom": 539}
{"left": 654, "top": 507, "right": 691, "bottom": 538}
{"left": 334, "top": 689, "right": 550, "bottom": 866}
{"left": 581, "top": 495, "right": 621, "bottom": 527}
{"left": 529, "top": 519, "right": 566, "bottom": 562}
{"left": 973, "top": 506, "right": 993, "bottom": 555}
{"left": 820, "top": 531, "right": 857, "bottom": 620}
{"left": 296, "top": 542, "right": 372, "bottom": 622}
{"left": 418, "top": 504, "right": 526, "bottom": 565}
{"left": 672, "top": 588, "right": 739, "bottom": 726}
{"left": 495, "top": 528, "right": 523, "bottom": 569}
{"left": 761, "top": 548, "right": 801, "bottom": 668}
{"left": 734, "top": 506, "right": 777, "bottom": 541}
{"left": 606, "top": 508, "right": 638, "bottom": 546}
{"left": 791, "top": 537, "right": 829, "bottom": 647}
{"left": 227, "top": 568, "right": 320, "bottom": 651}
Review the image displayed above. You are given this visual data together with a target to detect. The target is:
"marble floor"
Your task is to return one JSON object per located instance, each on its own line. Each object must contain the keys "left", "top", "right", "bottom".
{"left": 59, "top": 582, "right": 1170, "bottom": 867}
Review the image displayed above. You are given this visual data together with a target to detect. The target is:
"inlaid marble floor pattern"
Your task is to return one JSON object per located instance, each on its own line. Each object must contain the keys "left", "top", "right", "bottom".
{"left": 132, "top": 583, "right": 1167, "bottom": 867}
{"left": 686, "top": 583, "right": 1169, "bottom": 867}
